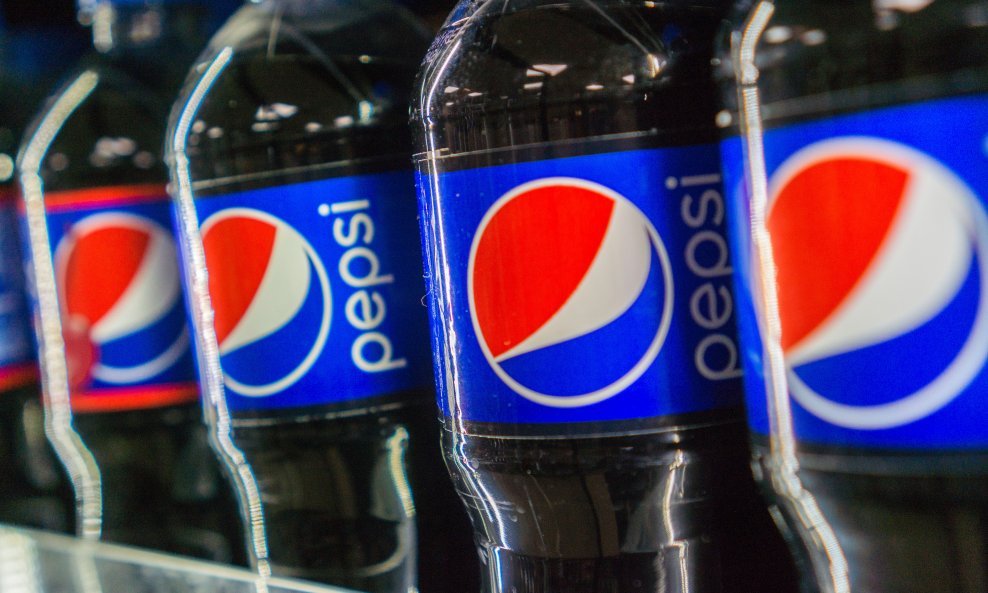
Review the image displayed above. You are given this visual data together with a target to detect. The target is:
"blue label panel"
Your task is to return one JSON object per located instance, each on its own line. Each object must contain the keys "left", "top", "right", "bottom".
{"left": 194, "top": 172, "right": 432, "bottom": 414}
{"left": 43, "top": 186, "right": 198, "bottom": 412}
{"left": 729, "top": 94, "right": 988, "bottom": 449}
{"left": 418, "top": 145, "right": 745, "bottom": 432}
{"left": 0, "top": 192, "right": 36, "bottom": 390}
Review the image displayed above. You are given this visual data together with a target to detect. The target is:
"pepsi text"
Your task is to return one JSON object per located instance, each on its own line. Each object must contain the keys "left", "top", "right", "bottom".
{"left": 193, "top": 172, "right": 432, "bottom": 416}
{"left": 327, "top": 198, "right": 407, "bottom": 374}
{"left": 679, "top": 179, "right": 742, "bottom": 383}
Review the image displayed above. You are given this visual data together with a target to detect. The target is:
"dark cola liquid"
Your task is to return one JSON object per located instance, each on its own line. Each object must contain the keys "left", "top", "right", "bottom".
{"left": 412, "top": 1, "right": 799, "bottom": 592}
{"left": 28, "top": 6, "right": 243, "bottom": 562}
{"left": 231, "top": 405, "right": 473, "bottom": 593}
{"left": 445, "top": 422, "right": 798, "bottom": 593}
{"left": 0, "top": 386, "right": 73, "bottom": 531}
{"left": 728, "top": 1, "right": 988, "bottom": 591}
{"left": 179, "top": 11, "right": 477, "bottom": 591}
{"left": 78, "top": 406, "right": 240, "bottom": 559}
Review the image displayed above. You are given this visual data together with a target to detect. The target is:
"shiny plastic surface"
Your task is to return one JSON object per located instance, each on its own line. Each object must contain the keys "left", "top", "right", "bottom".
{"left": 721, "top": 1, "right": 988, "bottom": 592}
{"left": 0, "top": 524, "right": 354, "bottom": 593}
{"left": 412, "top": 0, "right": 799, "bottom": 591}
{"left": 0, "top": 2, "right": 88, "bottom": 535}
{"left": 167, "top": 1, "right": 477, "bottom": 591}
{"left": 17, "top": 0, "right": 242, "bottom": 561}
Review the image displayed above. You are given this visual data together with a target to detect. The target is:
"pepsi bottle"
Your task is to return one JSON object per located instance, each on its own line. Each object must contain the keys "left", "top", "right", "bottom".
{"left": 166, "top": 1, "right": 476, "bottom": 591}
{"left": 411, "top": 1, "right": 799, "bottom": 592}
{"left": 720, "top": 1, "right": 988, "bottom": 591}
{"left": 0, "top": 0, "right": 85, "bottom": 532}
{"left": 16, "top": 0, "right": 242, "bottom": 561}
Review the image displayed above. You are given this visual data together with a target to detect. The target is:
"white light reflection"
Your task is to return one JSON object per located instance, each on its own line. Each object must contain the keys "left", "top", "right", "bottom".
{"left": 19, "top": 70, "right": 103, "bottom": 541}
{"left": 530, "top": 64, "right": 568, "bottom": 76}
{"left": 646, "top": 54, "right": 666, "bottom": 77}
{"left": 419, "top": 31, "right": 465, "bottom": 433}
{"left": 349, "top": 427, "right": 416, "bottom": 583}
{"left": 873, "top": 0, "right": 934, "bottom": 11}
{"left": 0, "top": 154, "right": 13, "bottom": 181}
{"left": 763, "top": 25, "right": 792, "bottom": 44}
{"left": 0, "top": 529, "right": 41, "bottom": 593}
{"left": 251, "top": 122, "right": 278, "bottom": 133}
{"left": 801, "top": 29, "right": 827, "bottom": 46}
{"left": 388, "top": 427, "right": 415, "bottom": 518}
{"left": 92, "top": 2, "right": 115, "bottom": 53}
{"left": 455, "top": 436, "right": 509, "bottom": 548}
{"left": 72, "top": 544, "right": 103, "bottom": 593}
{"left": 735, "top": 4, "right": 850, "bottom": 593}
{"left": 658, "top": 451, "right": 689, "bottom": 593}
{"left": 358, "top": 100, "right": 374, "bottom": 123}
{"left": 168, "top": 46, "right": 272, "bottom": 590}
{"left": 253, "top": 103, "right": 300, "bottom": 124}
{"left": 715, "top": 110, "right": 733, "bottom": 128}
{"left": 660, "top": 451, "right": 685, "bottom": 547}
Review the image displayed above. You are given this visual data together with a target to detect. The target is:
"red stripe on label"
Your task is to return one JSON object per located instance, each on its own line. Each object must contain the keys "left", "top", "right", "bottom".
{"left": 0, "top": 363, "right": 38, "bottom": 391}
{"left": 473, "top": 185, "right": 614, "bottom": 358}
{"left": 44, "top": 185, "right": 169, "bottom": 213}
{"left": 768, "top": 158, "right": 909, "bottom": 352}
{"left": 204, "top": 217, "right": 278, "bottom": 347}
{"left": 63, "top": 226, "right": 150, "bottom": 326}
{"left": 71, "top": 382, "right": 199, "bottom": 413}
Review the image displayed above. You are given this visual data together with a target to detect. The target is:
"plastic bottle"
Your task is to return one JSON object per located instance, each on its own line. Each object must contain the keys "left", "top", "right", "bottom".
{"left": 412, "top": 1, "right": 799, "bottom": 591}
{"left": 720, "top": 1, "right": 988, "bottom": 591}
{"left": 167, "top": 1, "right": 477, "bottom": 590}
{"left": 17, "top": 0, "right": 242, "bottom": 561}
{"left": 0, "top": 0, "right": 86, "bottom": 532}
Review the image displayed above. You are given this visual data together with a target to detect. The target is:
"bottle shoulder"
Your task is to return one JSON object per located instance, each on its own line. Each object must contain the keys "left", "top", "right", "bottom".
{"left": 412, "top": 0, "right": 730, "bottom": 157}
{"left": 170, "top": 1, "right": 431, "bottom": 188}
{"left": 21, "top": 59, "right": 178, "bottom": 192}
{"left": 742, "top": 0, "right": 988, "bottom": 121}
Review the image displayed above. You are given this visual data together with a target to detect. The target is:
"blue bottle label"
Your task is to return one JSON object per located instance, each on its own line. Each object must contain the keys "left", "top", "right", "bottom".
{"left": 728, "top": 94, "right": 988, "bottom": 450}
{"left": 0, "top": 190, "right": 37, "bottom": 391}
{"left": 418, "top": 145, "right": 744, "bottom": 434}
{"left": 42, "top": 185, "right": 198, "bottom": 412}
{"left": 193, "top": 172, "right": 432, "bottom": 416}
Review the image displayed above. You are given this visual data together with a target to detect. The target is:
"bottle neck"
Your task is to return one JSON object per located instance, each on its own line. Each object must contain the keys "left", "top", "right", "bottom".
{"left": 83, "top": 1, "right": 206, "bottom": 54}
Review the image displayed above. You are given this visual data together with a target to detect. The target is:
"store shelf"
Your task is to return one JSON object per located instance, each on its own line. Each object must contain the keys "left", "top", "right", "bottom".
{"left": 0, "top": 526, "right": 357, "bottom": 593}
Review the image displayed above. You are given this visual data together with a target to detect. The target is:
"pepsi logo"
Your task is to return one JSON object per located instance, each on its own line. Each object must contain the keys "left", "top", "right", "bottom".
{"left": 54, "top": 212, "right": 188, "bottom": 390}
{"left": 201, "top": 208, "right": 332, "bottom": 397}
{"left": 468, "top": 177, "right": 674, "bottom": 408}
{"left": 768, "top": 137, "right": 988, "bottom": 429}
